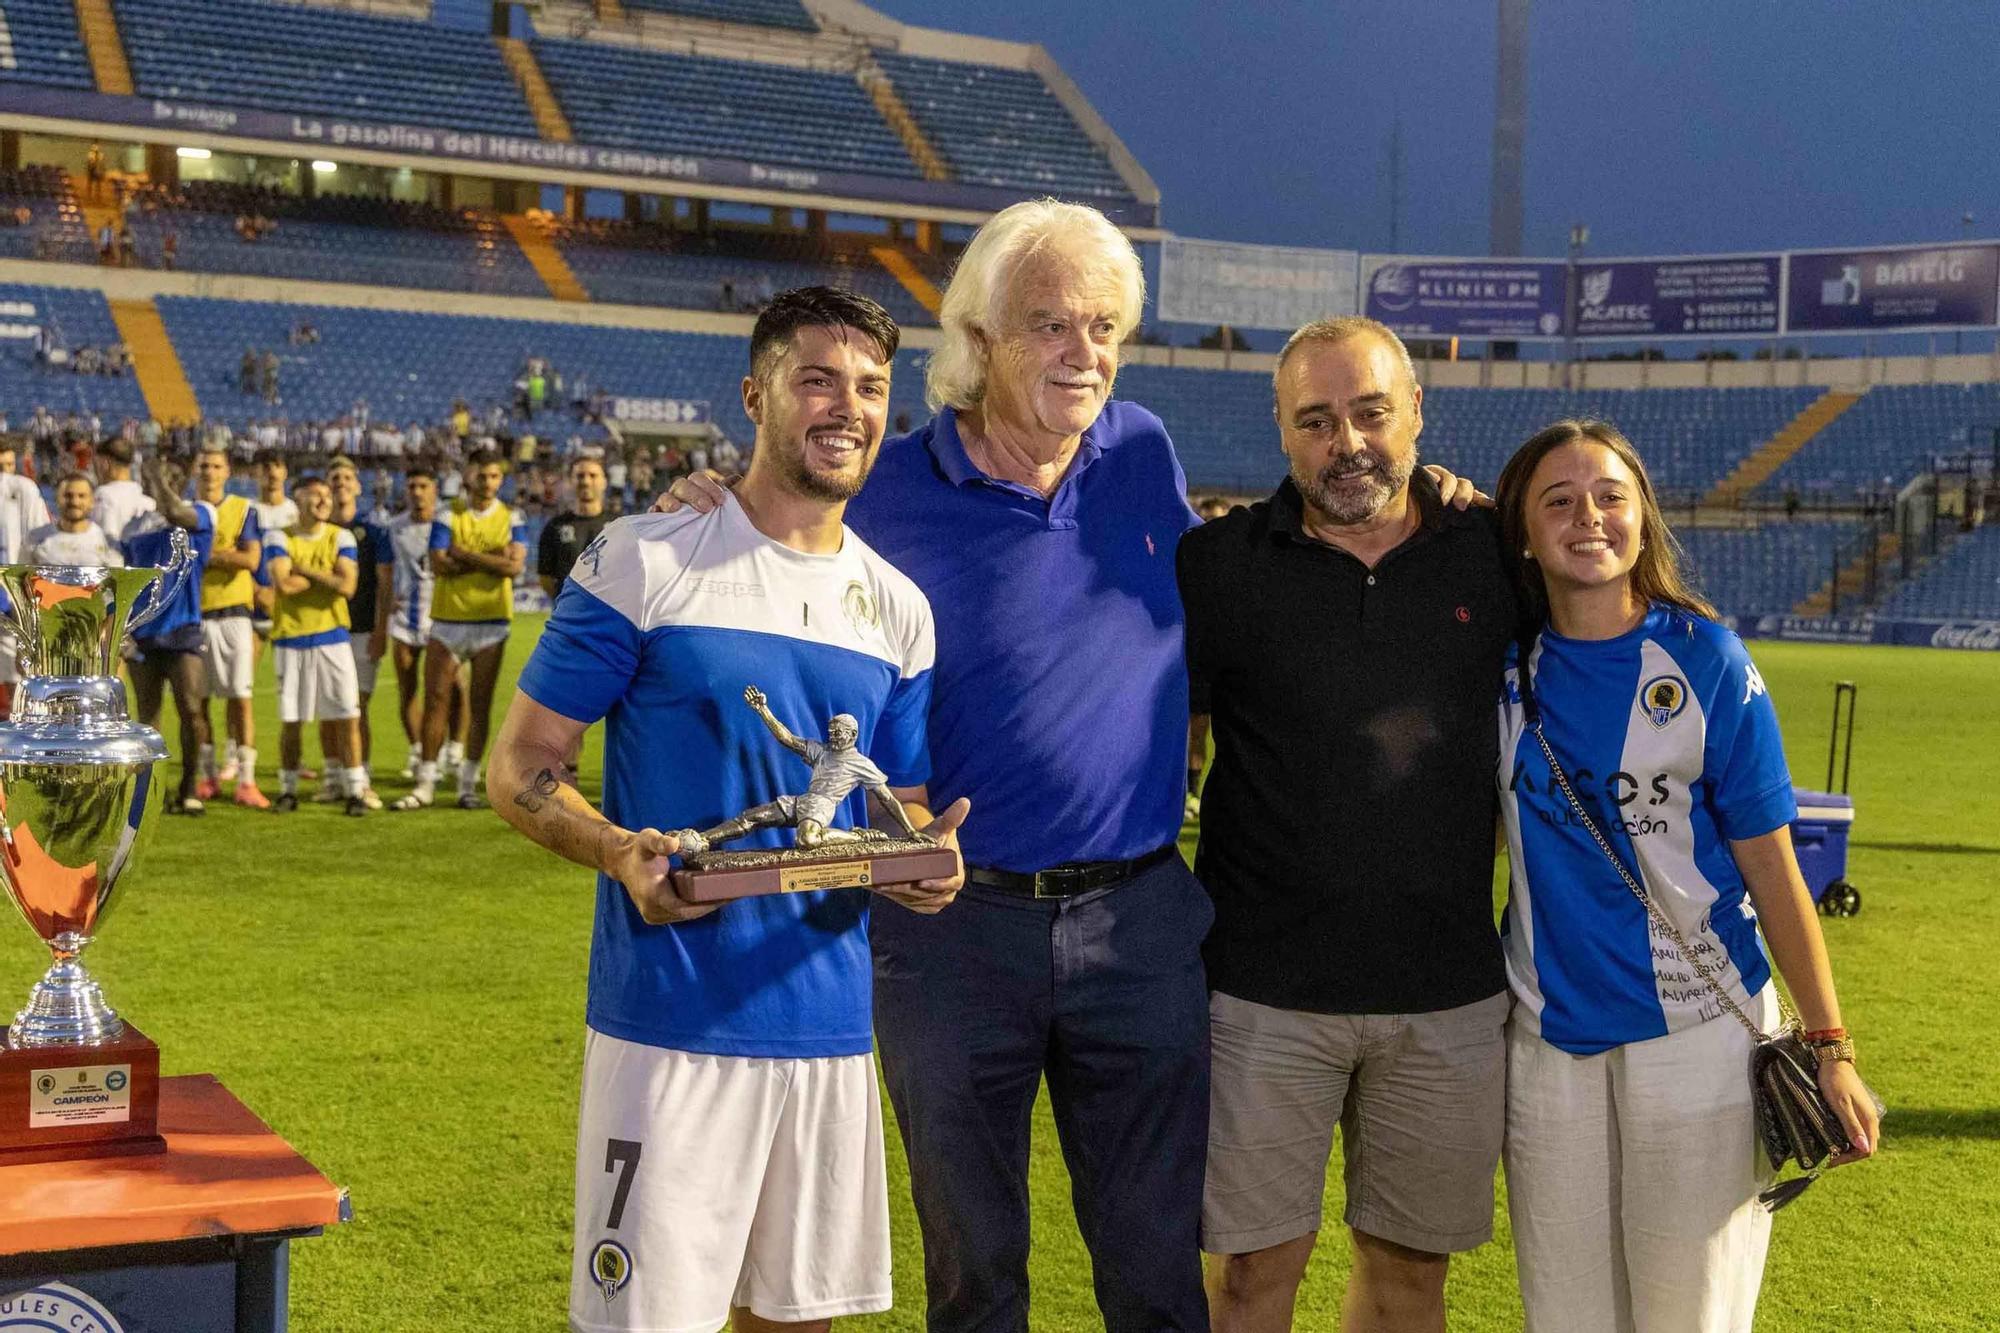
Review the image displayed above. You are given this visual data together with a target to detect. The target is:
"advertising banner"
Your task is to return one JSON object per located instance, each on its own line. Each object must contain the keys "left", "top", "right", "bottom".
{"left": 1157, "top": 237, "right": 1357, "bottom": 329}
{"left": 1573, "top": 256, "right": 1781, "bottom": 338}
{"left": 0, "top": 85, "right": 1161, "bottom": 228}
{"left": 608, "top": 397, "right": 711, "bottom": 426}
{"left": 1786, "top": 244, "right": 1999, "bottom": 332}
{"left": 1360, "top": 255, "right": 1566, "bottom": 338}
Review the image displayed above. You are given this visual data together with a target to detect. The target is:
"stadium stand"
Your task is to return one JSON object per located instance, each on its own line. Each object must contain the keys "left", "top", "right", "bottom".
{"left": 620, "top": 0, "right": 817, "bottom": 29}
{"left": 114, "top": 0, "right": 538, "bottom": 136}
{"left": 531, "top": 38, "right": 918, "bottom": 178}
{"left": 0, "top": 165, "right": 98, "bottom": 265}
{"left": 0, "top": 0, "right": 95, "bottom": 87}
{"left": 153, "top": 296, "right": 932, "bottom": 440}
{"left": 121, "top": 181, "right": 547, "bottom": 299}
{"left": 1121, "top": 368, "right": 1820, "bottom": 498}
{"left": 0, "top": 281, "right": 153, "bottom": 421}
{"left": 1873, "top": 524, "right": 2000, "bottom": 618}
{"left": 545, "top": 219, "right": 936, "bottom": 326}
{"left": 875, "top": 52, "right": 1131, "bottom": 200}
{"left": 1759, "top": 383, "right": 2000, "bottom": 501}
{"left": 1677, "top": 523, "right": 1860, "bottom": 620}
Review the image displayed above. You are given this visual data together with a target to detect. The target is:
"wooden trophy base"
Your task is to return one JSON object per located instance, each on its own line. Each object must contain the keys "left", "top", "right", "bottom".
{"left": 0, "top": 1022, "right": 165, "bottom": 1166}
{"left": 674, "top": 839, "right": 959, "bottom": 903}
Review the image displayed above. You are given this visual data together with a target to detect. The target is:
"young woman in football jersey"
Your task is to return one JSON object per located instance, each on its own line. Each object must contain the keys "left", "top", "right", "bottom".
{"left": 1492, "top": 419, "right": 1877, "bottom": 1331}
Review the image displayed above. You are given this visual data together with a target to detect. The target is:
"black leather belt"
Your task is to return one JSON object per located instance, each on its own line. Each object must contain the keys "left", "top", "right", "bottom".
{"left": 966, "top": 844, "right": 1178, "bottom": 899}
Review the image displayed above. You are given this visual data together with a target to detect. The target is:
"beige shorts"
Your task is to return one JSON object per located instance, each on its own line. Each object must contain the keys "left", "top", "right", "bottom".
{"left": 428, "top": 619, "right": 509, "bottom": 662}
{"left": 1202, "top": 988, "right": 1509, "bottom": 1256}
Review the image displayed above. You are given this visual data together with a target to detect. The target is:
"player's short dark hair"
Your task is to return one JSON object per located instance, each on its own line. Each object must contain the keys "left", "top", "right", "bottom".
{"left": 0, "top": 435, "right": 21, "bottom": 455}
{"left": 99, "top": 436, "right": 135, "bottom": 466}
{"left": 253, "top": 447, "right": 286, "bottom": 469}
{"left": 465, "top": 446, "right": 506, "bottom": 471}
{"left": 404, "top": 464, "right": 436, "bottom": 484}
{"left": 568, "top": 453, "right": 605, "bottom": 475}
{"left": 56, "top": 470, "right": 93, "bottom": 490}
{"left": 749, "top": 286, "right": 900, "bottom": 384}
{"left": 291, "top": 472, "right": 328, "bottom": 494}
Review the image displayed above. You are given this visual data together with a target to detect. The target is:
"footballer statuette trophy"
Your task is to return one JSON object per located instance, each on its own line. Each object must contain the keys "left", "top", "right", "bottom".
{"left": 670, "top": 684, "right": 957, "bottom": 902}
{"left": 0, "top": 532, "right": 189, "bottom": 1164}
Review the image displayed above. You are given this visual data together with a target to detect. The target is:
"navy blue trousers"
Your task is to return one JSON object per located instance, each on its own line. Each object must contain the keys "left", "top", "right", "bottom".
{"left": 872, "top": 853, "right": 1214, "bottom": 1333}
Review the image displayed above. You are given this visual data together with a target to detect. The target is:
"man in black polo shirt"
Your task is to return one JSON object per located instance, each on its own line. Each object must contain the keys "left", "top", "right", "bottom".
{"left": 536, "top": 454, "right": 611, "bottom": 602}
{"left": 1179, "top": 316, "right": 1513, "bottom": 1333}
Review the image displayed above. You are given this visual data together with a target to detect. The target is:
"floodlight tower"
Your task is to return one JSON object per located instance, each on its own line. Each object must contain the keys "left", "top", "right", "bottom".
{"left": 1490, "top": 0, "right": 1528, "bottom": 256}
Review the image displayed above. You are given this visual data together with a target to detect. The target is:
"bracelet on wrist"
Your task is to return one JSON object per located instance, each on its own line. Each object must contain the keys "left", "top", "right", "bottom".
{"left": 1803, "top": 1026, "right": 1848, "bottom": 1041}
{"left": 1808, "top": 1035, "right": 1856, "bottom": 1066}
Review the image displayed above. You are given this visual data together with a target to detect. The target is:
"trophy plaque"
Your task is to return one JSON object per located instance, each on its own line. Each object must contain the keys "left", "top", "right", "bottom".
{"left": 669, "top": 685, "right": 959, "bottom": 904}
{"left": 0, "top": 535, "right": 188, "bottom": 1164}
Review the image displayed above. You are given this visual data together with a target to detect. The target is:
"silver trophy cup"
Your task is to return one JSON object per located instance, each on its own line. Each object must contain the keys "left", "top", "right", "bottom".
{"left": 0, "top": 530, "right": 189, "bottom": 1048}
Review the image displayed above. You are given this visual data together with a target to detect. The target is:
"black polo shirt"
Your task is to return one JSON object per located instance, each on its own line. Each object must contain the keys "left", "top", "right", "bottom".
{"left": 1177, "top": 471, "right": 1515, "bottom": 1015}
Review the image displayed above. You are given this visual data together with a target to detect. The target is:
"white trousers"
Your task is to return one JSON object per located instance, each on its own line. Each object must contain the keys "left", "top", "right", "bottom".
{"left": 1504, "top": 987, "right": 1778, "bottom": 1333}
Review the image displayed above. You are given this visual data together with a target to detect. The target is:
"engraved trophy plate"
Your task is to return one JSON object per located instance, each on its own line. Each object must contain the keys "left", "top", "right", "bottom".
{"left": 668, "top": 684, "right": 957, "bottom": 903}
{"left": 0, "top": 532, "right": 187, "bottom": 1163}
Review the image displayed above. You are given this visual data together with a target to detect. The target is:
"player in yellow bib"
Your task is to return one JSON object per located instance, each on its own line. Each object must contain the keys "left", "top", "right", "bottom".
{"left": 395, "top": 448, "right": 526, "bottom": 810}
{"left": 261, "top": 475, "right": 381, "bottom": 816}
{"left": 193, "top": 442, "right": 270, "bottom": 808}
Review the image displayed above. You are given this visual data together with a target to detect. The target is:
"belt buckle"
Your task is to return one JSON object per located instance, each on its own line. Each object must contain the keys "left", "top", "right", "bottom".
{"left": 1031, "top": 867, "right": 1078, "bottom": 899}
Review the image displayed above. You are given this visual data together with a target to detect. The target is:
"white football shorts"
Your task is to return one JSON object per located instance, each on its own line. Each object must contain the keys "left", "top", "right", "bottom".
{"left": 274, "top": 640, "right": 359, "bottom": 723}
{"left": 200, "top": 616, "right": 256, "bottom": 700}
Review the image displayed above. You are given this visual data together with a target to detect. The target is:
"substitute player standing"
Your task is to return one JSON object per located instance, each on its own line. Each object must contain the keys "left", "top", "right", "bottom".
{"left": 262, "top": 475, "right": 379, "bottom": 815}
{"left": 248, "top": 447, "right": 298, "bottom": 668}
{"left": 396, "top": 448, "right": 524, "bottom": 810}
{"left": 328, "top": 457, "right": 388, "bottom": 791}
{"left": 382, "top": 466, "right": 462, "bottom": 780}
{"left": 192, "top": 441, "right": 269, "bottom": 807}
{"left": 487, "top": 288, "right": 966, "bottom": 1333}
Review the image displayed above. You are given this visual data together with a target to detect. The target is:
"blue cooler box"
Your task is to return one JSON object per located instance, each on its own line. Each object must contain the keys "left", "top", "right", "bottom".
{"left": 1791, "top": 788, "right": 1855, "bottom": 905}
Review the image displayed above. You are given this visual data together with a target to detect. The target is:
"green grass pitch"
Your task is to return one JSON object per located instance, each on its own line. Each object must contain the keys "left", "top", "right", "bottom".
{"left": 18, "top": 625, "right": 1997, "bottom": 1330}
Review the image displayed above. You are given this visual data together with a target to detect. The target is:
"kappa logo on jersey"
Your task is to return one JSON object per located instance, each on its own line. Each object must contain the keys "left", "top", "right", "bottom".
{"left": 0, "top": 1281, "right": 126, "bottom": 1332}
{"left": 1743, "top": 662, "right": 1768, "bottom": 704}
{"left": 841, "top": 579, "right": 878, "bottom": 634}
{"left": 589, "top": 1239, "right": 633, "bottom": 1304}
{"left": 577, "top": 531, "right": 609, "bottom": 580}
{"left": 1639, "top": 673, "right": 1689, "bottom": 729}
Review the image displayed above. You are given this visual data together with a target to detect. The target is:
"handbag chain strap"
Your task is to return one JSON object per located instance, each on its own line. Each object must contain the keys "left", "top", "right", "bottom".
{"left": 1528, "top": 717, "right": 1783, "bottom": 1044}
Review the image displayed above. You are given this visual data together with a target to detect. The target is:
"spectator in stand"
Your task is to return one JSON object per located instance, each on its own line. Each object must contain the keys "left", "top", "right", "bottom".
{"left": 451, "top": 400, "right": 471, "bottom": 441}
{"left": 84, "top": 142, "right": 106, "bottom": 202}
{"left": 261, "top": 351, "right": 281, "bottom": 405}
{"left": 536, "top": 456, "right": 610, "bottom": 604}
{"left": 26, "top": 475, "right": 121, "bottom": 565}
{"left": 605, "top": 447, "right": 628, "bottom": 504}
{"left": 91, "top": 437, "right": 157, "bottom": 543}
{"left": 0, "top": 437, "right": 52, "bottom": 718}
{"left": 627, "top": 449, "right": 655, "bottom": 507}
{"left": 711, "top": 438, "right": 743, "bottom": 475}
{"left": 161, "top": 229, "right": 177, "bottom": 272}
{"left": 240, "top": 350, "right": 259, "bottom": 396}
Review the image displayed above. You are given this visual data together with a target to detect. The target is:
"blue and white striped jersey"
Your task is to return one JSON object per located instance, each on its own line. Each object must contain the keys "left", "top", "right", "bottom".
{"left": 1498, "top": 605, "right": 1797, "bottom": 1055}
{"left": 517, "top": 501, "right": 935, "bottom": 1060}
{"left": 384, "top": 512, "right": 436, "bottom": 638}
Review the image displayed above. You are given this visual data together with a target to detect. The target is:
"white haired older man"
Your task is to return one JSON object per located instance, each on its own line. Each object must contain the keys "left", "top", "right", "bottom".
{"left": 667, "top": 198, "right": 1214, "bottom": 1331}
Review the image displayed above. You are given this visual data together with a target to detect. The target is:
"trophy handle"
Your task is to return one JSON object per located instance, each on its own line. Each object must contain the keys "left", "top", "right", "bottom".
{"left": 123, "top": 526, "right": 191, "bottom": 639}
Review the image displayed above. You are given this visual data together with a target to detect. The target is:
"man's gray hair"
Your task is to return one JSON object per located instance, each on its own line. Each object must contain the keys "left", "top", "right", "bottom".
{"left": 926, "top": 198, "right": 1146, "bottom": 413}
{"left": 1272, "top": 316, "right": 1418, "bottom": 409}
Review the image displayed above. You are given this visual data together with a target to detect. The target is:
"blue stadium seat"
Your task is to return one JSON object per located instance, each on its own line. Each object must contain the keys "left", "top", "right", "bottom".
{"left": 0, "top": 166, "right": 96, "bottom": 265}
{"left": 532, "top": 38, "right": 918, "bottom": 179}
{"left": 548, "top": 220, "right": 935, "bottom": 327}
{"left": 113, "top": 0, "right": 538, "bottom": 136}
{"left": 0, "top": 282, "right": 153, "bottom": 424}
{"left": 122, "top": 182, "right": 546, "bottom": 299}
{"left": 1676, "top": 523, "right": 1857, "bottom": 619}
{"left": 1874, "top": 524, "right": 2000, "bottom": 619}
{"left": 154, "top": 296, "right": 933, "bottom": 444}
{"left": 0, "top": 0, "right": 95, "bottom": 88}
{"left": 1116, "top": 368, "right": 1818, "bottom": 499}
{"left": 1759, "top": 384, "right": 2000, "bottom": 502}
{"left": 619, "top": 0, "right": 817, "bottom": 31}
{"left": 875, "top": 52, "right": 1132, "bottom": 201}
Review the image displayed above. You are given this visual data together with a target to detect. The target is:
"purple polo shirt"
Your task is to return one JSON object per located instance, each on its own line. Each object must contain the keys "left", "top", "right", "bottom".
{"left": 844, "top": 401, "right": 1199, "bottom": 872}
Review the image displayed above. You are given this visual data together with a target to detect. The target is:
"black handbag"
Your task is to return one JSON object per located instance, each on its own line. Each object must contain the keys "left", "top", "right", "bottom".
{"left": 1519, "top": 683, "right": 1879, "bottom": 1211}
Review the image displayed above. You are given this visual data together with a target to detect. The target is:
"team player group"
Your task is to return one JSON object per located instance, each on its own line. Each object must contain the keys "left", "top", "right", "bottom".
{"left": 0, "top": 431, "right": 566, "bottom": 819}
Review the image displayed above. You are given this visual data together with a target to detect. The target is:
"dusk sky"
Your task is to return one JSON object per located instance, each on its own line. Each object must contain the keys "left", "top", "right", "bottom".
{"left": 872, "top": 0, "right": 2000, "bottom": 262}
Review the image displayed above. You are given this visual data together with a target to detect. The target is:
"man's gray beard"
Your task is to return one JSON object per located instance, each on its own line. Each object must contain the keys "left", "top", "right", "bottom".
{"left": 1292, "top": 452, "right": 1414, "bottom": 525}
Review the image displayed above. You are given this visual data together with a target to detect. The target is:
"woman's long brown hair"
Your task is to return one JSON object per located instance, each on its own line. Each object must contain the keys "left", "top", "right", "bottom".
{"left": 1496, "top": 418, "right": 1717, "bottom": 632}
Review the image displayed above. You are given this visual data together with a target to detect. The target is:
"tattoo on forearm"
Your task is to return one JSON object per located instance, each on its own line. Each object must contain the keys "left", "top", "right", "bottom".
{"left": 514, "top": 767, "right": 560, "bottom": 814}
